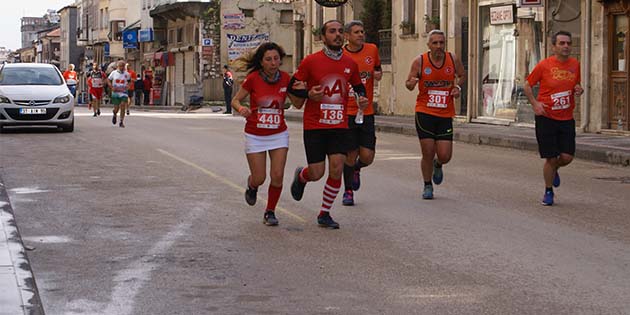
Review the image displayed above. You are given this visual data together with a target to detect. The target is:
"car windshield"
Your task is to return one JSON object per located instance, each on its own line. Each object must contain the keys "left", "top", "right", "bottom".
{"left": 0, "top": 67, "right": 64, "bottom": 86}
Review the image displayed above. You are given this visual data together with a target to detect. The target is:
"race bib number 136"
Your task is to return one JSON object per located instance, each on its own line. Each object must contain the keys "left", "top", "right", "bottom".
{"left": 319, "top": 103, "right": 344, "bottom": 125}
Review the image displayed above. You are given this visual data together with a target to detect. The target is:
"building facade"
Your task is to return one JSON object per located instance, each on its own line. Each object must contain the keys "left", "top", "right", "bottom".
{"left": 58, "top": 5, "right": 84, "bottom": 70}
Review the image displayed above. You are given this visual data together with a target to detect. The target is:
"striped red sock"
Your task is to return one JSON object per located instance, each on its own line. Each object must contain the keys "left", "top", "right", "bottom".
{"left": 299, "top": 166, "right": 311, "bottom": 183}
{"left": 320, "top": 176, "right": 341, "bottom": 214}
{"left": 266, "top": 185, "right": 282, "bottom": 211}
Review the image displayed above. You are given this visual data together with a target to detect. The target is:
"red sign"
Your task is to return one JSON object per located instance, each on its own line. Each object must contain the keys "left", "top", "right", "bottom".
{"left": 202, "top": 46, "right": 213, "bottom": 59}
{"left": 490, "top": 5, "right": 515, "bottom": 25}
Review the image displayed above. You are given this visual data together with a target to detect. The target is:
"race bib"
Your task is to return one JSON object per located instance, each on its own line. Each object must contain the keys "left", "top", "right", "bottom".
{"left": 92, "top": 78, "right": 103, "bottom": 88}
{"left": 427, "top": 90, "right": 449, "bottom": 108}
{"left": 551, "top": 90, "right": 571, "bottom": 110}
{"left": 113, "top": 79, "right": 127, "bottom": 93}
{"left": 256, "top": 108, "right": 281, "bottom": 129}
{"left": 319, "top": 103, "right": 344, "bottom": 125}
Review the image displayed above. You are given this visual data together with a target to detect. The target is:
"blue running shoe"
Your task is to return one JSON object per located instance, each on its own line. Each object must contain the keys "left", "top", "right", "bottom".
{"left": 422, "top": 185, "right": 434, "bottom": 200}
{"left": 553, "top": 172, "right": 560, "bottom": 188}
{"left": 352, "top": 170, "right": 361, "bottom": 191}
{"left": 342, "top": 190, "right": 354, "bottom": 206}
{"left": 432, "top": 159, "right": 443, "bottom": 185}
{"left": 542, "top": 190, "right": 554, "bottom": 206}
{"left": 290, "top": 167, "right": 306, "bottom": 201}
{"left": 317, "top": 212, "right": 340, "bottom": 229}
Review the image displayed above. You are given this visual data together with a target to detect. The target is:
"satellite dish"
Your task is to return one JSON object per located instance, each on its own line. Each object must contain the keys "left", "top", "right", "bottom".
{"left": 315, "top": 0, "right": 347, "bottom": 8}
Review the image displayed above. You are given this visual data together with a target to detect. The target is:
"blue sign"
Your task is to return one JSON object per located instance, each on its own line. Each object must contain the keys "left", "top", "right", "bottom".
{"left": 123, "top": 29, "right": 138, "bottom": 49}
{"left": 104, "top": 42, "right": 110, "bottom": 57}
{"left": 139, "top": 28, "right": 154, "bottom": 42}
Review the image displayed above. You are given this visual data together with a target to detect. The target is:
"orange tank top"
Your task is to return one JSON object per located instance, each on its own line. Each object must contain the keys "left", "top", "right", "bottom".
{"left": 415, "top": 52, "right": 456, "bottom": 118}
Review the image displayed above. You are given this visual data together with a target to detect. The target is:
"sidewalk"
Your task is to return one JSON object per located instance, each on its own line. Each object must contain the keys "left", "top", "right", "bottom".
{"left": 0, "top": 176, "right": 44, "bottom": 315}
{"left": 284, "top": 110, "right": 630, "bottom": 167}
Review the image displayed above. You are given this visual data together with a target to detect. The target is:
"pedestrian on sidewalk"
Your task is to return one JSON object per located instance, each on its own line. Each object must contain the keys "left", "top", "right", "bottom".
{"left": 341, "top": 20, "right": 383, "bottom": 206}
{"left": 524, "top": 30, "right": 583, "bottom": 206}
{"left": 87, "top": 63, "right": 106, "bottom": 117}
{"left": 143, "top": 74, "right": 152, "bottom": 105}
{"left": 134, "top": 74, "right": 144, "bottom": 106}
{"left": 230, "top": 42, "right": 294, "bottom": 226}
{"left": 405, "top": 29, "right": 466, "bottom": 200}
{"left": 107, "top": 60, "right": 131, "bottom": 128}
{"left": 63, "top": 64, "right": 78, "bottom": 99}
{"left": 223, "top": 65, "right": 234, "bottom": 114}
{"left": 287, "top": 20, "right": 368, "bottom": 229}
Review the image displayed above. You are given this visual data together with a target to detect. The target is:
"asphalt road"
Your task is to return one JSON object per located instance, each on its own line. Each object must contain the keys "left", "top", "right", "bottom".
{"left": 1, "top": 107, "right": 629, "bottom": 314}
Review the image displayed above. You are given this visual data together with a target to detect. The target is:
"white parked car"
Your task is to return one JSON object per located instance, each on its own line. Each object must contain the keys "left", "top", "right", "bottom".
{"left": 0, "top": 63, "right": 74, "bottom": 132}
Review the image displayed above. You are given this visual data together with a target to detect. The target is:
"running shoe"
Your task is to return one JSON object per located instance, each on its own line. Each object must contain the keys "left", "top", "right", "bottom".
{"left": 542, "top": 190, "right": 554, "bottom": 206}
{"left": 553, "top": 172, "right": 561, "bottom": 188}
{"left": 93, "top": 112, "right": 97, "bottom": 117}
{"left": 352, "top": 170, "right": 361, "bottom": 191}
{"left": 245, "top": 185, "right": 257, "bottom": 206}
{"left": 263, "top": 211, "right": 278, "bottom": 226}
{"left": 317, "top": 212, "right": 339, "bottom": 229}
{"left": 432, "top": 159, "right": 443, "bottom": 185}
{"left": 97, "top": 109, "right": 101, "bottom": 116}
{"left": 290, "top": 167, "right": 306, "bottom": 201}
{"left": 342, "top": 190, "right": 354, "bottom": 206}
{"left": 112, "top": 115, "right": 117, "bottom": 125}
{"left": 422, "top": 185, "right": 434, "bottom": 200}
{"left": 126, "top": 110, "right": 130, "bottom": 115}
{"left": 119, "top": 122, "right": 125, "bottom": 128}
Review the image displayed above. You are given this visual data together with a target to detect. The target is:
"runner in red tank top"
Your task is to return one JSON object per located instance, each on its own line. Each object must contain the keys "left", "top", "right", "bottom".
{"left": 341, "top": 20, "right": 383, "bottom": 206}
{"left": 524, "top": 31, "right": 583, "bottom": 206}
{"left": 405, "top": 29, "right": 466, "bottom": 200}
{"left": 287, "top": 20, "right": 368, "bottom": 229}
{"left": 231, "top": 42, "right": 294, "bottom": 226}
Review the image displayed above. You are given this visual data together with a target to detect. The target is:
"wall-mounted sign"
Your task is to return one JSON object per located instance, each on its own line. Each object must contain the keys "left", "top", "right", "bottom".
{"left": 315, "top": 0, "right": 348, "bottom": 7}
{"left": 139, "top": 29, "right": 154, "bottom": 42}
{"left": 519, "top": 0, "right": 543, "bottom": 7}
{"left": 223, "top": 13, "right": 245, "bottom": 29}
{"left": 202, "top": 38, "right": 213, "bottom": 46}
{"left": 226, "top": 33, "right": 269, "bottom": 61}
{"left": 490, "top": 5, "right": 516, "bottom": 25}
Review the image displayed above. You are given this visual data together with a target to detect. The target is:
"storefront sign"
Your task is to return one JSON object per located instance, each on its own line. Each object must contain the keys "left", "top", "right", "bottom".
{"left": 139, "top": 29, "right": 154, "bottom": 42}
{"left": 123, "top": 30, "right": 138, "bottom": 49}
{"left": 223, "top": 13, "right": 245, "bottom": 29}
{"left": 315, "top": 0, "right": 348, "bottom": 7}
{"left": 226, "top": 33, "right": 270, "bottom": 61}
{"left": 490, "top": 5, "right": 515, "bottom": 25}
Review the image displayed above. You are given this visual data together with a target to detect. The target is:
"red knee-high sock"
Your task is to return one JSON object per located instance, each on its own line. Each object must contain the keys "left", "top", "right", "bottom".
{"left": 299, "top": 166, "right": 311, "bottom": 183}
{"left": 320, "top": 177, "right": 341, "bottom": 216}
{"left": 266, "top": 185, "right": 282, "bottom": 211}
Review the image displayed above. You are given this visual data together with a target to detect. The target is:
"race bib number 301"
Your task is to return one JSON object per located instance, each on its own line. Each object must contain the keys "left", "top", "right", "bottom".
{"left": 319, "top": 103, "right": 344, "bottom": 125}
{"left": 551, "top": 90, "right": 571, "bottom": 110}
{"left": 427, "top": 90, "right": 449, "bottom": 108}
{"left": 257, "top": 108, "right": 281, "bottom": 129}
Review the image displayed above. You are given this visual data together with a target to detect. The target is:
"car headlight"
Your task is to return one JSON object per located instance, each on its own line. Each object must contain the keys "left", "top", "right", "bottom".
{"left": 0, "top": 95, "right": 10, "bottom": 104}
{"left": 53, "top": 94, "right": 71, "bottom": 104}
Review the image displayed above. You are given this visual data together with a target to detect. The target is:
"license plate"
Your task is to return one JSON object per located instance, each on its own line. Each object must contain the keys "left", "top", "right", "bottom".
{"left": 19, "top": 108, "right": 46, "bottom": 114}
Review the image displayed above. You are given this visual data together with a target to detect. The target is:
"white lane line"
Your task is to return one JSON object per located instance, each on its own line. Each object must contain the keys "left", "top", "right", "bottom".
{"left": 9, "top": 187, "right": 50, "bottom": 194}
{"left": 157, "top": 149, "right": 307, "bottom": 223}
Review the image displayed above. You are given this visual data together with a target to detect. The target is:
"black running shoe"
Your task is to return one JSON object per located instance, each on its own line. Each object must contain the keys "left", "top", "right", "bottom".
{"left": 317, "top": 213, "right": 339, "bottom": 229}
{"left": 119, "top": 122, "right": 125, "bottom": 128}
{"left": 93, "top": 112, "right": 97, "bottom": 117}
{"left": 245, "top": 185, "right": 257, "bottom": 206}
{"left": 290, "top": 167, "right": 306, "bottom": 201}
{"left": 97, "top": 109, "right": 101, "bottom": 116}
{"left": 112, "top": 114, "right": 117, "bottom": 125}
{"left": 126, "top": 110, "right": 130, "bottom": 115}
{"left": 263, "top": 211, "right": 278, "bottom": 226}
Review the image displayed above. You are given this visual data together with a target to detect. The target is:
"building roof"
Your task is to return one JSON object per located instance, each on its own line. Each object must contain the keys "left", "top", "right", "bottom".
{"left": 46, "top": 28, "right": 61, "bottom": 37}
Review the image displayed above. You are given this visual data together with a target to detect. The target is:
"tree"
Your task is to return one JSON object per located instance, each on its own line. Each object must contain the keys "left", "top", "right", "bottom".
{"left": 360, "top": 0, "right": 385, "bottom": 45}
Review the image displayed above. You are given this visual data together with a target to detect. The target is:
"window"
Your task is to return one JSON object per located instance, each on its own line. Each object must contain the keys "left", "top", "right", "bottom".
{"left": 402, "top": 0, "right": 416, "bottom": 34}
{"left": 177, "top": 27, "right": 183, "bottom": 43}
{"left": 104, "top": 8, "right": 109, "bottom": 30}
{"left": 242, "top": 9, "right": 254, "bottom": 18}
{"left": 111, "top": 20, "right": 125, "bottom": 41}
{"left": 280, "top": 10, "right": 292, "bottom": 24}
{"left": 336, "top": 6, "right": 345, "bottom": 21}
{"left": 168, "top": 29, "right": 175, "bottom": 43}
{"left": 315, "top": 5, "right": 323, "bottom": 29}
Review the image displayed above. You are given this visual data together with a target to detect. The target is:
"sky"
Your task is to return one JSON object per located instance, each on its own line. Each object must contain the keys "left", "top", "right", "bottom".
{"left": 1, "top": 0, "right": 73, "bottom": 50}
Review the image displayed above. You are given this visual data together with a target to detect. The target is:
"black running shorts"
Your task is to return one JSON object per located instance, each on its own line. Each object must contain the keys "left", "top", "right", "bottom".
{"left": 303, "top": 128, "right": 352, "bottom": 164}
{"left": 535, "top": 115, "right": 576, "bottom": 158}
{"left": 347, "top": 114, "right": 377, "bottom": 151}
{"left": 415, "top": 112, "right": 454, "bottom": 141}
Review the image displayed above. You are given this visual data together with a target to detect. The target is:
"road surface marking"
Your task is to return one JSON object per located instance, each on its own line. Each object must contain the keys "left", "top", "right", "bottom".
{"left": 157, "top": 149, "right": 307, "bottom": 223}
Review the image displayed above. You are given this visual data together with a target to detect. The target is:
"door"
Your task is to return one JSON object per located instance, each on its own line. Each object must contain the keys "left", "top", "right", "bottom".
{"left": 609, "top": 12, "right": 629, "bottom": 131}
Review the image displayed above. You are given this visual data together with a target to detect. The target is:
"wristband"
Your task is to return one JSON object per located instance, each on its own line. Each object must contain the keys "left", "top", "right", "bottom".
{"left": 455, "top": 85, "right": 461, "bottom": 91}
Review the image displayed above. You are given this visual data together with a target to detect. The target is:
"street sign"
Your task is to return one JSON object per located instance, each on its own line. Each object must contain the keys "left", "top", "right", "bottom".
{"left": 139, "top": 29, "right": 154, "bottom": 42}
{"left": 202, "top": 38, "right": 213, "bottom": 46}
{"left": 123, "top": 30, "right": 138, "bottom": 49}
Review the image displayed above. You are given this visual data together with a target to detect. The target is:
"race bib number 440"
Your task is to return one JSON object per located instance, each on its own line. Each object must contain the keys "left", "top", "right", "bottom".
{"left": 319, "top": 103, "right": 344, "bottom": 125}
{"left": 427, "top": 90, "right": 449, "bottom": 108}
{"left": 257, "top": 108, "right": 281, "bottom": 129}
{"left": 551, "top": 90, "right": 571, "bottom": 110}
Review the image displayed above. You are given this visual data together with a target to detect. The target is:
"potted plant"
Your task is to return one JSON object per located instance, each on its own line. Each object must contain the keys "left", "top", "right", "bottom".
{"left": 424, "top": 14, "right": 440, "bottom": 32}
{"left": 399, "top": 20, "right": 414, "bottom": 35}
{"left": 311, "top": 26, "right": 322, "bottom": 40}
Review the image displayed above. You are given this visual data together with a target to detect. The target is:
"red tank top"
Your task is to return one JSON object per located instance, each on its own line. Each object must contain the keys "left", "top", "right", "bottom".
{"left": 415, "top": 52, "right": 456, "bottom": 118}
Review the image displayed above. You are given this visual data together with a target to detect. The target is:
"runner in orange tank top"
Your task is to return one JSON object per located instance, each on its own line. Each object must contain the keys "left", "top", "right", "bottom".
{"left": 405, "top": 29, "right": 466, "bottom": 200}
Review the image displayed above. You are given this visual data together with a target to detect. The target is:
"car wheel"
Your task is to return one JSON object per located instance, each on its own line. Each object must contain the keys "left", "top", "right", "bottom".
{"left": 61, "top": 119, "right": 74, "bottom": 132}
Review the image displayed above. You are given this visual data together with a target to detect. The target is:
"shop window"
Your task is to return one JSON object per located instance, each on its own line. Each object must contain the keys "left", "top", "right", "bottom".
{"left": 280, "top": 10, "right": 292, "bottom": 24}
{"left": 614, "top": 15, "right": 628, "bottom": 72}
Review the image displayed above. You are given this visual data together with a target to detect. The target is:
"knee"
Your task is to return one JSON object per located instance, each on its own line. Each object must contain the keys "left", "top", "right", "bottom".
{"left": 270, "top": 171, "right": 284, "bottom": 185}
{"left": 559, "top": 154, "right": 573, "bottom": 166}
{"left": 437, "top": 155, "right": 452, "bottom": 165}
{"left": 250, "top": 174, "right": 266, "bottom": 187}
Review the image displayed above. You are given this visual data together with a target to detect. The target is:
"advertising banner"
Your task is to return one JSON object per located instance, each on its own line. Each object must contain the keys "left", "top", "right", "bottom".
{"left": 226, "top": 33, "right": 270, "bottom": 61}
{"left": 223, "top": 13, "right": 245, "bottom": 29}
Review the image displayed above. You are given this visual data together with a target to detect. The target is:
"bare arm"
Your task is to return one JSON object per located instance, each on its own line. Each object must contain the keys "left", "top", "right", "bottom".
{"left": 405, "top": 57, "right": 421, "bottom": 91}
{"left": 231, "top": 87, "right": 251, "bottom": 117}
{"left": 451, "top": 53, "right": 466, "bottom": 98}
{"left": 523, "top": 81, "right": 546, "bottom": 116}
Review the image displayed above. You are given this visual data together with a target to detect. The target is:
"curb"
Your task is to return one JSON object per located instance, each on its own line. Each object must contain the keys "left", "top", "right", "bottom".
{"left": 284, "top": 111, "right": 630, "bottom": 167}
{"left": 0, "top": 176, "right": 44, "bottom": 315}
